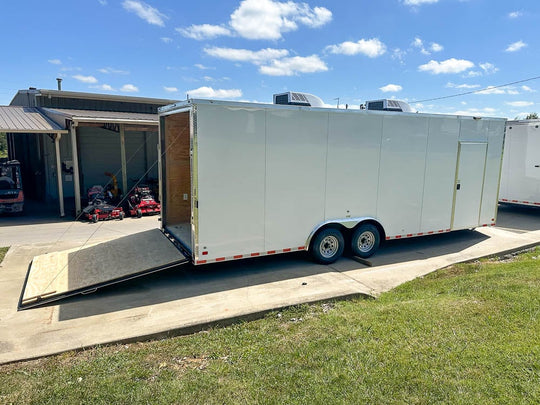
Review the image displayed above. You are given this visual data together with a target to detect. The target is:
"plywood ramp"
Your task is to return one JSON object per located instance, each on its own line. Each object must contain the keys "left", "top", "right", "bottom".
{"left": 20, "top": 229, "right": 188, "bottom": 309}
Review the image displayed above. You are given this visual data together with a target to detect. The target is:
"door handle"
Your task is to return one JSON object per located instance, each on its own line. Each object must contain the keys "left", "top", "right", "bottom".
{"left": 456, "top": 183, "right": 461, "bottom": 190}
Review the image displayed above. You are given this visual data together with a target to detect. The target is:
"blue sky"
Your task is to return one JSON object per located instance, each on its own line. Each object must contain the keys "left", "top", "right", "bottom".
{"left": 1, "top": 0, "right": 538, "bottom": 118}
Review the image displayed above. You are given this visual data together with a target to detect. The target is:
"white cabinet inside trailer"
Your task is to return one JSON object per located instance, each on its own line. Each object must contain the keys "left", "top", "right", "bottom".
{"left": 500, "top": 120, "right": 540, "bottom": 206}
{"left": 159, "top": 100, "right": 505, "bottom": 265}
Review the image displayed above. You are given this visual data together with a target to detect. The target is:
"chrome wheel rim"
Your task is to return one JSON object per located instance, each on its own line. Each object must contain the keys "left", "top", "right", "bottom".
{"left": 357, "top": 231, "right": 375, "bottom": 253}
{"left": 320, "top": 235, "right": 339, "bottom": 258}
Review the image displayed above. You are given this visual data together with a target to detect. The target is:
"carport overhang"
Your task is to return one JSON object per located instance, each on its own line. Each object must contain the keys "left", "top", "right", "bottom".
{"left": 0, "top": 106, "right": 69, "bottom": 216}
{"left": 41, "top": 108, "right": 159, "bottom": 215}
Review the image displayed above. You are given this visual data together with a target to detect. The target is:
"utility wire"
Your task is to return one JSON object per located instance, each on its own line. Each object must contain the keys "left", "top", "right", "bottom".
{"left": 414, "top": 75, "right": 540, "bottom": 103}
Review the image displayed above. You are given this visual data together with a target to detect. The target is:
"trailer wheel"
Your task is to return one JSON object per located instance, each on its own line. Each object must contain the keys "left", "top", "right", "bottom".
{"left": 351, "top": 224, "right": 380, "bottom": 258}
{"left": 310, "top": 228, "right": 345, "bottom": 264}
{"left": 136, "top": 209, "right": 142, "bottom": 218}
{"left": 91, "top": 214, "right": 98, "bottom": 223}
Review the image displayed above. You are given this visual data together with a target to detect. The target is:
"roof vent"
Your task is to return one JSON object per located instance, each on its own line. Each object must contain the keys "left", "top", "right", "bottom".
{"left": 365, "top": 99, "right": 412, "bottom": 112}
{"left": 273, "top": 91, "right": 324, "bottom": 107}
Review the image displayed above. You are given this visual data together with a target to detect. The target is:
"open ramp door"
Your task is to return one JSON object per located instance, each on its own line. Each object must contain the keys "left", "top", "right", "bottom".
{"left": 19, "top": 229, "right": 189, "bottom": 310}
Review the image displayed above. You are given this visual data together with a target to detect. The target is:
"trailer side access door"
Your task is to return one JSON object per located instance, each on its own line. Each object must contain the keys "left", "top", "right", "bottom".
{"left": 19, "top": 229, "right": 189, "bottom": 310}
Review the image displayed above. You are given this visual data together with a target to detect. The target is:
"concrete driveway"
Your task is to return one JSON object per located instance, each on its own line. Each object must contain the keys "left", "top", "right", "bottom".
{"left": 1, "top": 204, "right": 539, "bottom": 364}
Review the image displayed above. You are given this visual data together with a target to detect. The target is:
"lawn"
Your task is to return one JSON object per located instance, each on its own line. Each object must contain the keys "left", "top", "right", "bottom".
{"left": 0, "top": 247, "right": 8, "bottom": 263}
{"left": 1, "top": 248, "right": 538, "bottom": 404}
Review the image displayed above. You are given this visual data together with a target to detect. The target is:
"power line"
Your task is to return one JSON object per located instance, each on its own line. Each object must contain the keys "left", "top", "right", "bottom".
{"left": 414, "top": 75, "right": 540, "bottom": 103}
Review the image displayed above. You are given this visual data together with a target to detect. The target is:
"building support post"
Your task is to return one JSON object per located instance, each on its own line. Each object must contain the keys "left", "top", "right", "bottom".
{"left": 120, "top": 124, "right": 128, "bottom": 196}
{"left": 54, "top": 132, "right": 65, "bottom": 217}
{"left": 70, "top": 121, "right": 81, "bottom": 215}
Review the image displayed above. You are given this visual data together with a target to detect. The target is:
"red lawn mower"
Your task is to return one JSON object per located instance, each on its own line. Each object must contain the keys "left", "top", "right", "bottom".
{"left": 82, "top": 185, "right": 124, "bottom": 223}
{"left": 125, "top": 184, "right": 161, "bottom": 218}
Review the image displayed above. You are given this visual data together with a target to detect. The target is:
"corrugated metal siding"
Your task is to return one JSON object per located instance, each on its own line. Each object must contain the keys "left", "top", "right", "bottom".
{"left": 0, "top": 106, "right": 66, "bottom": 133}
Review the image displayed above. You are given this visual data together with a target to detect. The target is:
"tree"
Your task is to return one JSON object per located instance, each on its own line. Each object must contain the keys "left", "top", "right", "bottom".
{"left": 0, "top": 133, "right": 7, "bottom": 159}
{"left": 526, "top": 112, "right": 538, "bottom": 120}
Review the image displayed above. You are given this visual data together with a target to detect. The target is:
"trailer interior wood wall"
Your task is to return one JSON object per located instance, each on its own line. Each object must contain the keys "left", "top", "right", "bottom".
{"left": 163, "top": 111, "right": 191, "bottom": 249}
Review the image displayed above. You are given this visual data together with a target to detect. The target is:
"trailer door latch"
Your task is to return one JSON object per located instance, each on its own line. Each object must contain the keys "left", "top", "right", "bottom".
{"left": 456, "top": 183, "right": 461, "bottom": 190}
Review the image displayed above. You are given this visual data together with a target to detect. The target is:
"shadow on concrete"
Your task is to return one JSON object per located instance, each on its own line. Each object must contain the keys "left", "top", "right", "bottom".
{"left": 56, "top": 229, "right": 491, "bottom": 321}
{"left": 0, "top": 199, "right": 74, "bottom": 226}
{"left": 496, "top": 203, "right": 540, "bottom": 233}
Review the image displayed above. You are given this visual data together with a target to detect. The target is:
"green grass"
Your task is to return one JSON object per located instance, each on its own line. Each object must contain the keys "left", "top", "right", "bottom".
{"left": 1, "top": 249, "right": 539, "bottom": 404}
{"left": 0, "top": 247, "right": 8, "bottom": 264}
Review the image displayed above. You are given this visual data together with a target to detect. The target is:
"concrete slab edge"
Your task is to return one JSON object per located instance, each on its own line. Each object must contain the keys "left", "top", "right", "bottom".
{"left": 0, "top": 292, "right": 371, "bottom": 366}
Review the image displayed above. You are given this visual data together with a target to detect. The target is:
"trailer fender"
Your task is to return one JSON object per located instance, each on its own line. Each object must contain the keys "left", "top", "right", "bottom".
{"left": 305, "top": 218, "right": 385, "bottom": 251}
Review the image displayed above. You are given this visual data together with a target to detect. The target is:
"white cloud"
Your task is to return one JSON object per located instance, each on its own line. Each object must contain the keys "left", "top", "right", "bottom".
{"left": 48, "top": 59, "right": 62, "bottom": 65}
{"left": 508, "top": 11, "right": 522, "bottom": 19}
{"left": 195, "top": 63, "right": 214, "bottom": 70}
{"left": 476, "top": 86, "right": 509, "bottom": 95}
{"left": 464, "top": 70, "right": 482, "bottom": 78}
{"left": 98, "top": 67, "right": 129, "bottom": 75}
{"left": 418, "top": 58, "right": 474, "bottom": 74}
{"left": 479, "top": 62, "right": 498, "bottom": 75}
{"left": 522, "top": 85, "right": 536, "bottom": 93}
{"left": 91, "top": 84, "right": 115, "bottom": 91}
{"left": 392, "top": 48, "right": 406, "bottom": 64}
{"left": 161, "top": 37, "right": 172, "bottom": 44}
{"left": 506, "top": 101, "right": 534, "bottom": 107}
{"left": 73, "top": 74, "right": 98, "bottom": 84}
{"left": 412, "top": 37, "right": 443, "bottom": 55}
{"left": 98, "top": 0, "right": 107, "bottom": 5}
{"left": 229, "top": 0, "right": 332, "bottom": 40}
{"left": 186, "top": 86, "right": 242, "bottom": 99}
{"left": 452, "top": 107, "right": 498, "bottom": 117}
{"left": 430, "top": 42, "right": 443, "bottom": 52}
{"left": 403, "top": 0, "right": 439, "bottom": 6}
{"left": 505, "top": 40, "right": 527, "bottom": 52}
{"left": 259, "top": 55, "right": 328, "bottom": 76}
{"left": 122, "top": 0, "right": 167, "bottom": 27}
{"left": 204, "top": 47, "right": 289, "bottom": 64}
{"left": 326, "top": 38, "right": 386, "bottom": 58}
{"left": 446, "top": 82, "right": 480, "bottom": 89}
{"left": 120, "top": 84, "right": 139, "bottom": 92}
{"left": 380, "top": 84, "right": 403, "bottom": 93}
{"left": 177, "top": 24, "right": 232, "bottom": 40}
{"left": 163, "top": 86, "right": 178, "bottom": 93}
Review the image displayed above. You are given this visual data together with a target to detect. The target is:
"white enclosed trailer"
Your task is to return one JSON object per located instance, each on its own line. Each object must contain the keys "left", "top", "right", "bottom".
{"left": 159, "top": 99, "right": 506, "bottom": 265}
{"left": 19, "top": 98, "right": 506, "bottom": 309}
{"left": 499, "top": 119, "right": 540, "bottom": 206}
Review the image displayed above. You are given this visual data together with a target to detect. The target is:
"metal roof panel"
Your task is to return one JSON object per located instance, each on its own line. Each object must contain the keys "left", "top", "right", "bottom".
{"left": 0, "top": 106, "right": 67, "bottom": 133}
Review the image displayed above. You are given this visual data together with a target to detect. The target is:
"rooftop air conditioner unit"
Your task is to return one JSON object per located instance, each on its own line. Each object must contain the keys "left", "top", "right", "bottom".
{"left": 273, "top": 91, "right": 324, "bottom": 107}
{"left": 365, "top": 99, "right": 413, "bottom": 112}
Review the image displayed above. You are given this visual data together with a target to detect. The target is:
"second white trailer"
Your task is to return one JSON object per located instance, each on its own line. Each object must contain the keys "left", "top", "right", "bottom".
{"left": 159, "top": 99, "right": 506, "bottom": 265}
{"left": 499, "top": 119, "right": 540, "bottom": 206}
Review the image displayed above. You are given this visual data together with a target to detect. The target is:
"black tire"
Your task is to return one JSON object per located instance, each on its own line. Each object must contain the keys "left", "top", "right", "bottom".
{"left": 310, "top": 228, "right": 345, "bottom": 264}
{"left": 351, "top": 223, "right": 380, "bottom": 258}
{"left": 136, "top": 209, "right": 142, "bottom": 218}
{"left": 91, "top": 214, "right": 98, "bottom": 223}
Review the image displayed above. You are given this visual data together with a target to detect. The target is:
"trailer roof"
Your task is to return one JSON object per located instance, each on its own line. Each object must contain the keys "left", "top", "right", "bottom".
{"left": 0, "top": 106, "right": 68, "bottom": 133}
{"left": 158, "top": 98, "right": 506, "bottom": 121}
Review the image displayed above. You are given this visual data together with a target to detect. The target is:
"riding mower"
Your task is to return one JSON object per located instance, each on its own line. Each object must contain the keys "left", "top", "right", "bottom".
{"left": 125, "top": 184, "right": 160, "bottom": 218}
{"left": 81, "top": 172, "right": 124, "bottom": 223}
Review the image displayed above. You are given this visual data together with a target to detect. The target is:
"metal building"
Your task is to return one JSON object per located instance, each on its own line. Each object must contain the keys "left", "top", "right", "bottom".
{"left": 4, "top": 89, "right": 176, "bottom": 216}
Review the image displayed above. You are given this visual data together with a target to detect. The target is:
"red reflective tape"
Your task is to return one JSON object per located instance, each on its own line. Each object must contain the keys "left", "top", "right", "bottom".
{"left": 386, "top": 236, "right": 391, "bottom": 240}
{"left": 511, "top": 200, "right": 518, "bottom": 202}
{"left": 283, "top": 248, "right": 291, "bottom": 252}
{"left": 202, "top": 251, "right": 208, "bottom": 256}
{"left": 395, "top": 235, "right": 402, "bottom": 239}
{"left": 406, "top": 234, "right": 413, "bottom": 237}
{"left": 216, "top": 257, "right": 225, "bottom": 262}
{"left": 428, "top": 231, "right": 434, "bottom": 234}
{"left": 446, "top": 229, "right": 451, "bottom": 232}
{"left": 523, "top": 201, "right": 529, "bottom": 204}
{"left": 267, "top": 250, "right": 276, "bottom": 255}
{"left": 417, "top": 232, "right": 424, "bottom": 236}
{"left": 197, "top": 260, "right": 207, "bottom": 265}
{"left": 233, "top": 255, "right": 243, "bottom": 259}
{"left": 438, "top": 230, "right": 444, "bottom": 233}
{"left": 298, "top": 246, "right": 306, "bottom": 250}
{"left": 501, "top": 199, "right": 508, "bottom": 202}
{"left": 251, "top": 252, "right": 260, "bottom": 257}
